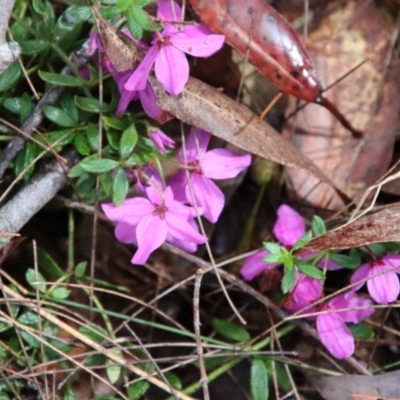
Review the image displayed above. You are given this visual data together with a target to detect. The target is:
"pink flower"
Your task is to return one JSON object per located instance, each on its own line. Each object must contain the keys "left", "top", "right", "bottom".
{"left": 124, "top": 1, "right": 225, "bottom": 95}
{"left": 316, "top": 291, "right": 374, "bottom": 359}
{"left": 149, "top": 128, "right": 175, "bottom": 154}
{"left": 286, "top": 276, "right": 374, "bottom": 359}
{"left": 240, "top": 204, "right": 341, "bottom": 281}
{"left": 350, "top": 254, "right": 400, "bottom": 304}
{"left": 169, "top": 127, "right": 251, "bottom": 223}
{"left": 102, "top": 185, "right": 207, "bottom": 264}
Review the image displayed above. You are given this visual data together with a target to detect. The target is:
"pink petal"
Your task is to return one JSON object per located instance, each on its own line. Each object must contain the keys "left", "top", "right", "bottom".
{"left": 165, "top": 213, "right": 207, "bottom": 245}
{"left": 350, "top": 263, "right": 370, "bottom": 291}
{"left": 168, "top": 170, "right": 188, "bottom": 203}
{"left": 149, "top": 128, "right": 175, "bottom": 154}
{"left": 317, "top": 256, "right": 343, "bottom": 271}
{"left": 188, "top": 174, "right": 224, "bottom": 223}
{"left": 139, "top": 82, "right": 173, "bottom": 123}
{"left": 182, "top": 24, "right": 214, "bottom": 37}
{"left": 115, "top": 222, "right": 137, "bottom": 244}
{"left": 131, "top": 215, "right": 167, "bottom": 264}
{"left": 316, "top": 313, "right": 354, "bottom": 359}
{"left": 157, "top": 0, "right": 182, "bottom": 21}
{"left": 102, "top": 199, "right": 153, "bottom": 225}
{"left": 367, "top": 267, "right": 399, "bottom": 305}
{"left": 145, "top": 182, "right": 164, "bottom": 204}
{"left": 124, "top": 46, "right": 158, "bottom": 92}
{"left": 273, "top": 204, "right": 306, "bottom": 247}
{"left": 202, "top": 149, "right": 251, "bottom": 179}
{"left": 240, "top": 250, "right": 273, "bottom": 281}
{"left": 171, "top": 31, "right": 225, "bottom": 57}
{"left": 179, "top": 127, "right": 210, "bottom": 163}
{"left": 89, "top": 31, "right": 102, "bottom": 53}
{"left": 292, "top": 273, "right": 322, "bottom": 305}
{"left": 330, "top": 291, "right": 374, "bottom": 323}
{"left": 383, "top": 254, "right": 400, "bottom": 273}
{"left": 155, "top": 45, "right": 189, "bottom": 95}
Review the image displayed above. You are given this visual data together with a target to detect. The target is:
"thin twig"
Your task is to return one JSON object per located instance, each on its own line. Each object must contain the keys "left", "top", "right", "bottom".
{"left": 193, "top": 268, "right": 210, "bottom": 400}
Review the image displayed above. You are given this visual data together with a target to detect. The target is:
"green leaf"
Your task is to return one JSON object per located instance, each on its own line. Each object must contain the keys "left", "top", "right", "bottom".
{"left": 251, "top": 358, "right": 269, "bottom": 400}
{"left": 130, "top": 5, "right": 153, "bottom": 31}
{"left": 21, "top": 331, "right": 40, "bottom": 348}
{"left": 117, "top": 0, "right": 132, "bottom": 11}
{"left": 18, "top": 311, "right": 39, "bottom": 326}
{"left": 292, "top": 231, "right": 312, "bottom": 251}
{"left": 68, "top": 162, "right": 86, "bottom": 178}
{"left": 74, "top": 132, "right": 91, "bottom": 155}
{"left": 112, "top": 168, "right": 129, "bottom": 205}
{"left": 19, "top": 39, "right": 48, "bottom": 55}
{"left": 86, "top": 124, "right": 100, "bottom": 151}
{"left": 263, "top": 254, "right": 281, "bottom": 264}
{"left": 311, "top": 215, "right": 326, "bottom": 236}
{"left": 14, "top": 141, "right": 37, "bottom": 180}
{"left": 100, "top": 172, "right": 113, "bottom": 196}
{"left": 120, "top": 124, "right": 138, "bottom": 158}
{"left": 106, "top": 363, "right": 121, "bottom": 384}
{"left": 103, "top": 116, "right": 128, "bottom": 131}
{"left": 127, "top": 7, "right": 143, "bottom": 39}
{"left": 0, "top": 62, "right": 22, "bottom": 91}
{"left": 25, "top": 268, "right": 46, "bottom": 292}
{"left": 348, "top": 323, "right": 374, "bottom": 340}
{"left": 79, "top": 324, "right": 108, "bottom": 343}
{"left": 43, "top": 106, "right": 76, "bottom": 127}
{"left": 164, "top": 372, "right": 182, "bottom": 390}
{"left": 38, "top": 70, "right": 83, "bottom": 87}
{"left": 212, "top": 318, "right": 250, "bottom": 342}
{"left": 263, "top": 242, "right": 281, "bottom": 255}
{"left": 64, "top": 5, "right": 92, "bottom": 22}
{"left": 80, "top": 158, "right": 119, "bottom": 173}
{"left": 127, "top": 380, "right": 150, "bottom": 400}
{"left": 61, "top": 92, "right": 79, "bottom": 122}
{"left": 36, "top": 247, "right": 64, "bottom": 277}
{"left": 74, "top": 96, "right": 113, "bottom": 113}
{"left": 330, "top": 249, "right": 360, "bottom": 270}
{"left": 51, "top": 287, "right": 71, "bottom": 299}
{"left": 281, "top": 268, "right": 296, "bottom": 294}
{"left": 263, "top": 358, "right": 291, "bottom": 390}
{"left": 296, "top": 262, "right": 325, "bottom": 280}
{"left": 74, "top": 261, "right": 87, "bottom": 279}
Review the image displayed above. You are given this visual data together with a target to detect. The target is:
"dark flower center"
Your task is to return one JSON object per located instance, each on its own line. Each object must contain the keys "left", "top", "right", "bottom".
{"left": 156, "top": 35, "right": 172, "bottom": 49}
{"left": 188, "top": 159, "right": 202, "bottom": 175}
{"left": 153, "top": 203, "right": 168, "bottom": 220}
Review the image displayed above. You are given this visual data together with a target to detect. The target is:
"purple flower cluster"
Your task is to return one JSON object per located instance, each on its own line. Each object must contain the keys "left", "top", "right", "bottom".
{"left": 89, "top": 1, "right": 251, "bottom": 265}
{"left": 102, "top": 127, "right": 251, "bottom": 264}
{"left": 239, "top": 204, "right": 400, "bottom": 359}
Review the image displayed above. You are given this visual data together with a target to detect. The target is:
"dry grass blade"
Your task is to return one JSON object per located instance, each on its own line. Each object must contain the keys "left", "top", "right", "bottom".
{"left": 0, "top": 284, "right": 196, "bottom": 400}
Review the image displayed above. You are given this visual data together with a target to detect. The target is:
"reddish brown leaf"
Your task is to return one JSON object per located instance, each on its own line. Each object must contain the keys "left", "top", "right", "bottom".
{"left": 188, "top": 0, "right": 360, "bottom": 136}
{"left": 301, "top": 203, "right": 400, "bottom": 253}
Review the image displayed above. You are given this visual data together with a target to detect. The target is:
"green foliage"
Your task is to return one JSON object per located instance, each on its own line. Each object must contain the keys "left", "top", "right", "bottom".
{"left": 212, "top": 318, "right": 251, "bottom": 342}
{"left": 251, "top": 358, "right": 269, "bottom": 400}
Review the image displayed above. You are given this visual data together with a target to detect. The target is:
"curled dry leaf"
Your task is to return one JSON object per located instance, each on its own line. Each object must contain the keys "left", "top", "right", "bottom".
{"left": 149, "top": 75, "right": 348, "bottom": 197}
{"left": 283, "top": 0, "right": 400, "bottom": 211}
{"left": 301, "top": 203, "right": 400, "bottom": 253}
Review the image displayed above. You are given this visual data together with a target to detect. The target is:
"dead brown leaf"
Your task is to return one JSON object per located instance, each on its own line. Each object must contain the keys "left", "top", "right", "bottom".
{"left": 149, "top": 75, "right": 349, "bottom": 197}
{"left": 308, "top": 370, "right": 400, "bottom": 400}
{"left": 91, "top": 6, "right": 143, "bottom": 72}
{"left": 301, "top": 202, "right": 400, "bottom": 253}
{"left": 283, "top": 0, "right": 400, "bottom": 211}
